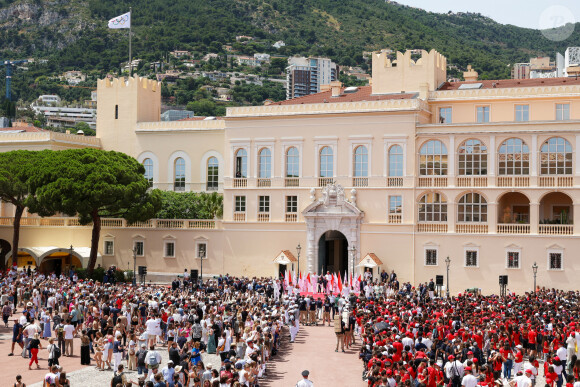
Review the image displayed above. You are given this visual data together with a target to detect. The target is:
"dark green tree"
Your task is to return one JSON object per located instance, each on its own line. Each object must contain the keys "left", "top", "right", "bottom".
{"left": 0, "top": 150, "right": 45, "bottom": 270}
{"left": 27, "top": 149, "right": 162, "bottom": 274}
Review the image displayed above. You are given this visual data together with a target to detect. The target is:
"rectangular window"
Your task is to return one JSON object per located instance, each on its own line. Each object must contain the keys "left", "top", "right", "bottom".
{"left": 259, "top": 195, "right": 270, "bottom": 213}
{"left": 515, "top": 105, "right": 529, "bottom": 122}
{"left": 104, "top": 240, "right": 114, "bottom": 256}
{"left": 165, "top": 241, "right": 175, "bottom": 258}
{"left": 134, "top": 241, "right": 144, "bottom": 257}
{"left": 439, "top": 107, "right": 452, "bottom": 124}
{"left": 465, "top": 250, "right": 478, "bottom": 267}
{"left": 286, "top": 196, "right": 298, "bottom": 213}
{"left": 507, "top": 251, "right": 520, "bottom": 269}
{"left": 115, "top": 104, "right": 119, "bottom": 120}
{"left": 389, "top": 196, "right": 402, "bottom": 214}
{"left": 556, "top": 104, "right": 570, "bottom": 121}
{"left": 425, "top": 249, "right": 437, "bottom": 266}
{"left": 549, "top": 252, "right": 562, "bottom": 270}
{"left": 476, "top": 106, "right": 490, "bottom": 123}
{"left": 197, "top": 242, "right": 207, "bottom": 259}
{"left": 235, "top": 196, "right": 246, "bottom": 212}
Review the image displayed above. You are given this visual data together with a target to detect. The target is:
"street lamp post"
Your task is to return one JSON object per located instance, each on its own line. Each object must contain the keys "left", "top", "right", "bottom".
{"left": 132, "top": 247, "right": 137, "bottom": 286}
{"left": 296, "top": 243, "right": 301, "bottom": 276}
{"left": 445, "top": 256, "right": 451, "bottom": 298}
{"left": 200, "top": 247, "right": 206, "bottom": 287}
{"left": 532, "top": 261, "right": 538, "bottom": 293}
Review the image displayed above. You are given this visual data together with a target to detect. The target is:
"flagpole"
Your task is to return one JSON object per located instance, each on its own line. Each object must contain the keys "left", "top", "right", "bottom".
{"left": 129, "top": 7, "right": 132, "bottom": 76}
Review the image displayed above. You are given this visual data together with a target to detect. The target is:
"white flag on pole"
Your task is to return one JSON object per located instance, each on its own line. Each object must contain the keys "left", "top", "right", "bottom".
{"left": 108, "top": 12, "right": 131, "bottom": 29}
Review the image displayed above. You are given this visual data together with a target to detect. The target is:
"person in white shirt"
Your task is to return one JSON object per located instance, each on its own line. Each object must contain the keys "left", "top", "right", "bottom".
{"left": 523, "top": 358, "right": 538, "bottom": 387}
{"left": 556, "top": 342, "right": 568, "bottom": 364}
{"left": 509, "top": 370, "right": 532, "bottom": 387}
{"left": 296, "top": 369, "right": 314, "bottom": 387}
{"left": 145, "top": 315, "right": 160, "bottom": 348}
{"left": 461, "top": 366, "right": 478, "bottom": 387}
{"left": 63, "top": 320, "right": 75, "bottom": 356}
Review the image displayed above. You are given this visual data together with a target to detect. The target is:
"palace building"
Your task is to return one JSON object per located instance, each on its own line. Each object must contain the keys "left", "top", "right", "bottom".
{"left": 2, "top": 48, "right": 580, "bottom": 294}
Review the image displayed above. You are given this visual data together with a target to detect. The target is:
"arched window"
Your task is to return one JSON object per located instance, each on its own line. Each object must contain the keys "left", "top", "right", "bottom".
{"left": 143, "top": 158, "right": 153, "bottom": 184}
{"left": 174, "top": 157, "right": 186, "bottom": 191}
{"left": 258, "top": 148, "right": 271, "bottom": 178}
{"left": 498, "top": 138, "right": 529, "bottom": 175}
{"left": 207, "top": 157, "right": 219, "bottom": 190}
{"left": 419, "top": 140, "right": 447, "bottom": 176}
{"left": 540, "top": 137, "right": 572, "bottom": 175}
{"left": 458, "top": 139, "right": 487, "bottom": 175}
{"left": 319, "top": 146, "right": 333, "bottom": 177}
{"left": 286, "top": 147, "right": 299, "bottom": 177}
{"left": 458, "top": 193, "right": 487, "bottom": 222}
{"left": 234, "top": 149, "right": 247, "bottom": 178}
{"left": 388, "top": 145, "right": 403, "bottom": 177}
{"left": 353, "top": 146, "right": 368, "bottom": 177}
{"left": 418, "top": 193, "right": 447, "bottom": 222}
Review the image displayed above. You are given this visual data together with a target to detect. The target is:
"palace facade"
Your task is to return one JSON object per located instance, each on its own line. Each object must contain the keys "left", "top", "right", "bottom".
{"left": 3, "top": 49, "right": 580, "bottom": 294}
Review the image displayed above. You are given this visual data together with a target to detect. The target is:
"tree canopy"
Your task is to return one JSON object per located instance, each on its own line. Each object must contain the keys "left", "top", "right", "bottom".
{"left": 0, "top": 150, "right": 46, "bottom": 270}
{"left": 156, "top": 191, "right": 223, "bottom": 220}
{"left": 27, "top": 148, "right": 162, "bottom": 273}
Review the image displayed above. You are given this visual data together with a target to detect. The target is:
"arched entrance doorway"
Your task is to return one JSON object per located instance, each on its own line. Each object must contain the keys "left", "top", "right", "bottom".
{"left": 39, "top": 253, "right": 82, "bottom": 276}
{"left": 303, "top": 184, "right": 364, "bottom": 275}
{"left": 318, "top": 230, "right": 348, "bottom": 274}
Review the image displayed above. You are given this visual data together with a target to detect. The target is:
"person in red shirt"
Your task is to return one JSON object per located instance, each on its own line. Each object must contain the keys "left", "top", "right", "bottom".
{"left": 528, "top": 329, "right": 537, "bottom": 358}
{"left": 514, "top": 345, "right": 524, "bottom": 375}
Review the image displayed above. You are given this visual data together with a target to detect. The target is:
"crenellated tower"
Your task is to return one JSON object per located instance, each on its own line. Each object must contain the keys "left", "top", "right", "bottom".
{"left": 96, "top": 75, "right": 161, "bottom": 153}
{"left": 371, "top": 49, "right": 447, "bottom": 96}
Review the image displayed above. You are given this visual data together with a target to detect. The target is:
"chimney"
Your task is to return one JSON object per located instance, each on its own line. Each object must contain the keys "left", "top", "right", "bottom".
{"left": 463, "top": 65, "right": 479, "bottom": 82}
{"left": 330, "top": 81, "right": 343, "bottom": 97}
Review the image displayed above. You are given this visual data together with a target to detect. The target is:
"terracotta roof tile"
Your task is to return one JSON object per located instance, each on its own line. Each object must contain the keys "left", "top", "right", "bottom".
{"left": 270, "top": 86, "right": 417, "bottom": 106}
{"left": 439, "top": 77, "right": 580, "bottom": 90}
{"left": 360, "top": 253, "right": 383, "bottom": 266}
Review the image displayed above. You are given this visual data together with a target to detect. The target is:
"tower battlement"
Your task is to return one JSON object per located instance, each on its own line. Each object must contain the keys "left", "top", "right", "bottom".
{"left": 371, "top": 49, "right": 447, "bottom": 96}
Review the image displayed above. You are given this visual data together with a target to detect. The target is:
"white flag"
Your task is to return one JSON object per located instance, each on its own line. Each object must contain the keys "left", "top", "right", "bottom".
{"left": 108, "top": 12, "right": 131, "bottom": 29}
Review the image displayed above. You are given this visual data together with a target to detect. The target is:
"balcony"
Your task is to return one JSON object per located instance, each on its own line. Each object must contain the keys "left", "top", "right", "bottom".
{"left": 456, "top": 176, "right": 487, "bottom": 187}
{"left": 285, "top": 178, "right": 300, "bottom": 187}
{"left": 257, "top": 213, "right": 270, "bottom": 222}
{"left": 497, "top": 176, "right": 529, "bottom": 187}
{"left": 417, "top": 176, "right": 448, "bottom": 187}
{"left": 233, "top": 212, "right": 246, "bottom": 222}
{"left": 388, "top": 214, "right": 402, "bottom": 224}
{"left": 539, "top": 224, "right": 573, "bottom": 235}
{"left": 387, "top": 177, "right": 403, "bottom": 187}
{"left": 0, "top": 217, "right": 218, "bottom": 229}
{"left": 285, "top": 213, "right": 298, "bottom": 222}
{"left": 497, "top": 224, "right": 530, "bottom": 234}
{"left": 539, "top": 176, "right": 573, "bottom": 187}
{"left": 233, "top": 178, "right": 247, "bottom": 188}
{"left": 417, "top": 223, "right": 448, "bottom": 233}
{"left": 318, "top": 177, "right": 333, "bottom": 187}
{"left": 257, "top": 178, "right": 271, "bottom": 187}
{"left": 352, "top": 177, "right": 368, "bottom": 187}
{"left": 456, "top": 224, "right": 488, "bottom": 233}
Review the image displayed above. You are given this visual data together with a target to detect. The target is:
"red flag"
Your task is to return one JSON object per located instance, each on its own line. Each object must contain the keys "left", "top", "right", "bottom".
{"left": 306, "top": 273, "right": 311, "bottom": 284}
{"left": 338, "top": 272, "right": 343, "bottom": 293}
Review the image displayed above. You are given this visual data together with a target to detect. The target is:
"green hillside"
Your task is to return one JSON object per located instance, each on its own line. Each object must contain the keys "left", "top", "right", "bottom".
{"left": 0, "top": 0, "right": 578, "bottom": 100}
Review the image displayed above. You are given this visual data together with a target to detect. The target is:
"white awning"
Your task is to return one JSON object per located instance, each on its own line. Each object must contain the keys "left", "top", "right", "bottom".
{"left": 11, "top": 246, "right": 102, "bottom": 268}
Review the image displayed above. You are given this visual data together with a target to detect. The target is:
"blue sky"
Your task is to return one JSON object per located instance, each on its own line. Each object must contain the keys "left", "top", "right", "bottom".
{"left": 393, "top": 1, "right": 580, "bottom": 29}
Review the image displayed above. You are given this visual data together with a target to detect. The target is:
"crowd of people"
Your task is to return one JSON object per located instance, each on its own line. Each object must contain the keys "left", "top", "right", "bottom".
{"left": 346, "top": 275, "right": 580, "bottom": 387}
{"left": 5, "top": 265, "right": 580, "bottom": 387}
{"left": 0, "top": 266, "right": 313, "bottom": 387}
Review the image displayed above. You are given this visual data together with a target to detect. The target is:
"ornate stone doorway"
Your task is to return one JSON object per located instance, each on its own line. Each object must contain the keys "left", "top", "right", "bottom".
{"left": 302, "top": 184, "right": 363, "bottom": 275}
